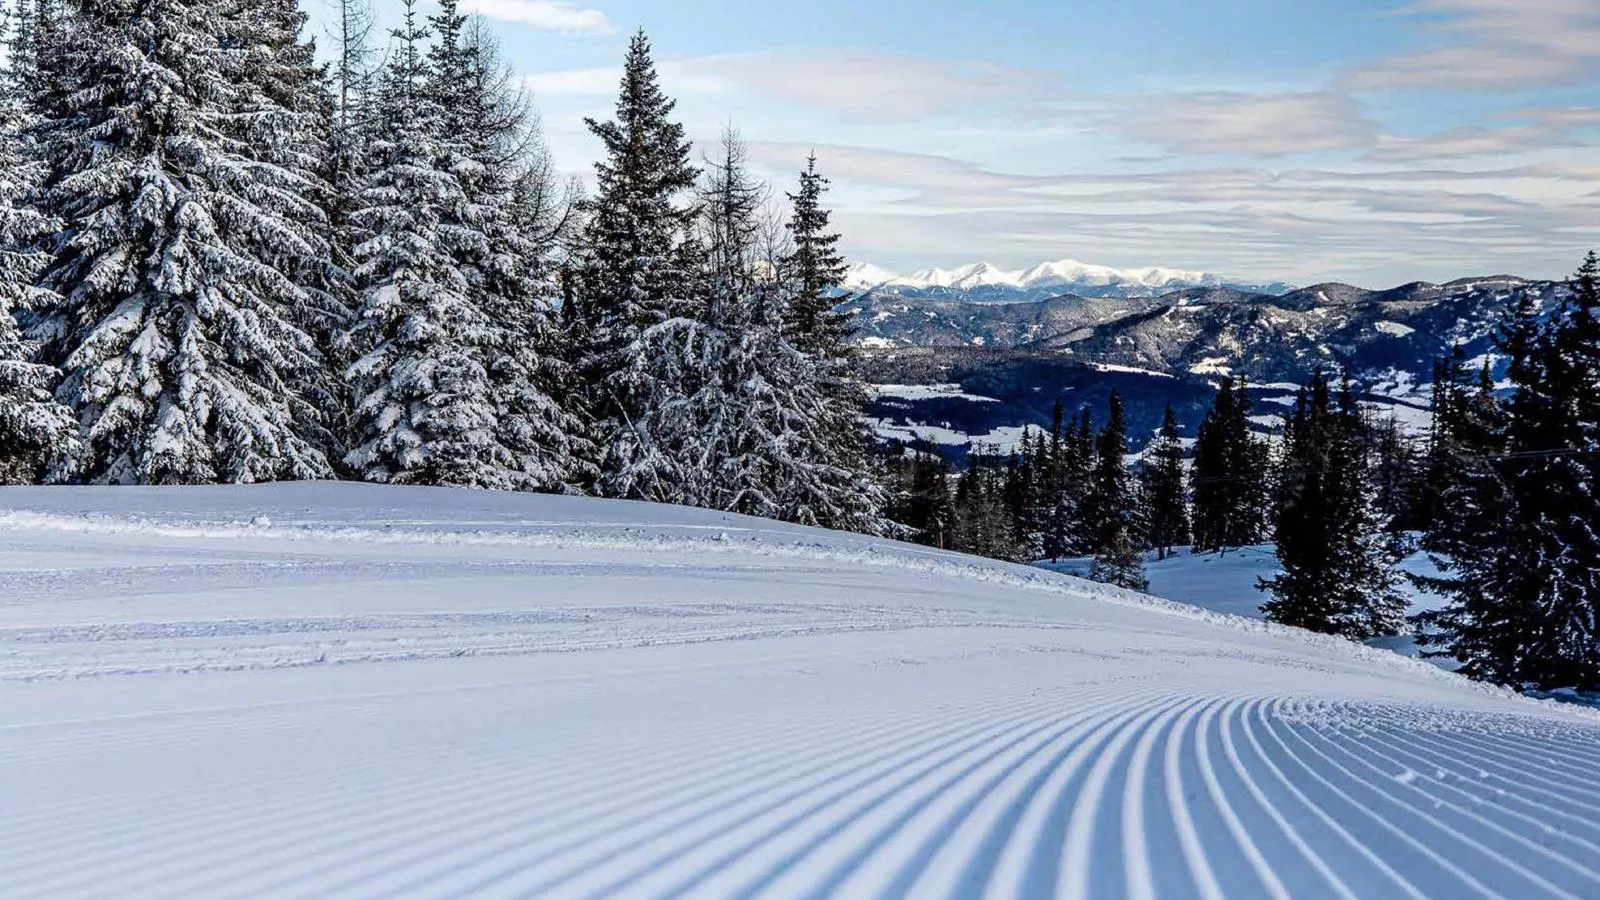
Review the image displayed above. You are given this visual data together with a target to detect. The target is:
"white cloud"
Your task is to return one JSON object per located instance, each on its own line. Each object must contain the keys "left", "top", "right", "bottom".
{"left": 690, "top": 52, "right": 1063, "bottom": 124}
{"left": 1346, "top": 0, "right": 1600, "bottom": 89}
{"left": 747, "top": 141, "right": 1600, "bottom": 285}
{"left": 460, "top": 0, "right": 615, "bottom": 36}
{"left": 1118, "top": 91, "right": 1375, "bottom": 157}
{"left": 1366, "top": 106, "right": 1600, "bottom": 162}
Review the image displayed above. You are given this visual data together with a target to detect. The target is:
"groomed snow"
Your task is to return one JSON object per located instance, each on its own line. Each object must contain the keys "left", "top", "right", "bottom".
{"left": 2, "top": 484, "right": 1598, "bottom": 899}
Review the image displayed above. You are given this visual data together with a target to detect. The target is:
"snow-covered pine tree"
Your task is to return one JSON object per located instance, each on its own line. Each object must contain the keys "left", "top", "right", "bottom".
{"left": 1260, "top": 372, "right": 1405, "bottom": 639}
{"left": 952, "top": 444, "right": 1021, "bottom": 561}
{"left": 1191, "top": 376, "right": 1269, "bottom": 552}
{"left": 1260, "top": 374, "right": 1338, "bottom": 630}
{"left": 1087, "top": 392, "right": 1148, "bottom": 590}
{"left": 1369, "top": 413, "right": 1423, "bottom": 533}
{"left": 0, "top": 9, "right": 73, "bottom": 482}
{"left": 344, "top": 0, "right": 520, "bottom": 488}
{"left": 573, "top": 31, "right": 700, "bottom": 495}
{"left": 219, "top": 0, "right": 351, "bottom": 466}
{"left": 324, "top": 0, "right": 376, "bottom": 253}
{"left": 1497, "top": 254, "right": 1600, "bottom": 688}
{"left": 1063, "top": 406, "right": 1097, "bottom": 555}
{"left": 782, "top": 154, "right": 852, "bottom": 356}
{"left": 1140, "top": 404, "right": 1190, "bottom": 559}
{"left": 421, "top": 1, "right": 590, "bottom": 492}
{"left": 774, "top": 153, "right": 887, "bottom": 533}
{"left": 27, "top": 0, "right": 335, "bottom": 484}
{"left": 1039, "top": 399, "right": 1071, "bottom": 562}
{"left": 5, "top": 0, "right": 65, "bottom": 123}
{"left": 600, "top": 129, "right": 885, "bottom": 530}
{"left": 1326, "top": 375, "right": 1408, "bottom": 637}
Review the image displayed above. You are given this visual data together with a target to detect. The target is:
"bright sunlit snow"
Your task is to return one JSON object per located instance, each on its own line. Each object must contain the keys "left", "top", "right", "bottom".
{"left": 2, "top": 484, "right": 1598, "bottom": 899}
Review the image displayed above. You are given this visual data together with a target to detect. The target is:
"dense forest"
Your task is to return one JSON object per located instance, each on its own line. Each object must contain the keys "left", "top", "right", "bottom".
{"left": 0, "top": 0, "right": 1595, "bottom": 692}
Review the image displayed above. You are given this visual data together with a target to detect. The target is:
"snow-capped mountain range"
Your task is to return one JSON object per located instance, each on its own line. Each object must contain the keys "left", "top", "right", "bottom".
{"left": 844, "top": 259, "right": 1294, "bottom": 301}
{"left": 853, "top": 274, "right": 1565, "bottom": 457}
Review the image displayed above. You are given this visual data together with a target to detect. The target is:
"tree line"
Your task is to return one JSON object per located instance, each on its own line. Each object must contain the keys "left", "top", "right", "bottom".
{"left": 0, "top": 0, "right": 886, "bottom": 532}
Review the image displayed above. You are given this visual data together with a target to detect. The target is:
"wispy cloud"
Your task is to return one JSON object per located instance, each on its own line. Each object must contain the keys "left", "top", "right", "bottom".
{"left": 691, "top": 52, "right": 1065, "bottom": 124}
{"left": 762, "top": 141, "right": 1600, "bottom": 284}
{"left": 1345, "top": 0, "right": 1600, "bottom": 89}
{"left": 1367, "top": 107, "right": 1600, "bottom": 161}
{"left": 1117, "top": 91, "right": 1375, "bottom": 157}
{"left": 460, "top": 0, "right": 615, "bottom": 36}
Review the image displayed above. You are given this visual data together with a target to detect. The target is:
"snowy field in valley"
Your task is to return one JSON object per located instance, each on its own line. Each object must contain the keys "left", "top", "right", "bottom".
{"left": 1038, "top": 546, "right": 1449, "bottom": 660}
{"left": 2, "top": 485, "right": 1599, "bottom": 899}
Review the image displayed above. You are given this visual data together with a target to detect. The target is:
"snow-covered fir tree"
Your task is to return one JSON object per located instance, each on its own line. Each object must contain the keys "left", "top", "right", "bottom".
{"left": 1087, "top": 392, "right": 1148, "bottom": 590}
{"left": 27, "top": 0, "right": 335, "bottom": 484}
{"left": 344, "top": 1, "right": 524, "bottom": 488}
{"left": 0, "top": 15, "right": 73, "bottom": 482}
{"left": 598, "top": 130, "right": 885, "bottom": 530}
{"left": 1420, "top": 257, "right": 1600, "bottom": 689}
{"left": 1140, "top": 404, "right": 1190, "bottom": 559}
{"left": 573, "top": 31, "right": 701, "bottom": 495}
{"left": 774, "top": 154, "right": 886, "bottom": 533}
{"left": 423, "top": 0, "right": 590, "bottom": 491}
{"left": 1260, "top": 372, "right": 1406, "bottom": 639}
{"left": 220, "top": 0, "right": 351, "bottom": 465}
{"left": 1191, "top": 376, "right": 1270, "bottom": 552}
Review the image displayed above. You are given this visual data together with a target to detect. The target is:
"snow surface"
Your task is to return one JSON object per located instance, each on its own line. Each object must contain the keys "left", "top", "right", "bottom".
{"left": 1039, "top": 545, "right": 1450, "bottom": 659}
{"left": 872, "top": 383, "right": 1001, "bottom": 404}
{"left": 2, "top": 484, "right": 1599, "bottom": 899}
{"left": 867, "top": 420, "right": 1030, "bottom": 452}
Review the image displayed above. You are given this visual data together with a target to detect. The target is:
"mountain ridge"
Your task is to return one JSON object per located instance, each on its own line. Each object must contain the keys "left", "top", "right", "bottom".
{"left": 850, "top": 273, "right": 1567, "bottom": 456}
{"left": 845, "top": 258, "right": 1296, "bottom": 300}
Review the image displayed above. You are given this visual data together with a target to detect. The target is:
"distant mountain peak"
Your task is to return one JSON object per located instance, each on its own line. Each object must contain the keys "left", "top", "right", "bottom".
{"left": 843, "top": 258, "right": 1288, "bottom": 299}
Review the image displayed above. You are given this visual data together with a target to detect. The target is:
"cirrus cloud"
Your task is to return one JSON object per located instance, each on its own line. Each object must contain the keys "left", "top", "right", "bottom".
{"left": 460, "top": 0, "right": 615, "bottom": 36}
{"left": 1118, "top": 91, "right": 1376, "bottom": 157}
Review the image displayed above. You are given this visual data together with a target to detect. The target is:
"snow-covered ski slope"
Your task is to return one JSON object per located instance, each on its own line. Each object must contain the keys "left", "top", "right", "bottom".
{"left": 2, "top": 485, "right": 1598, "bottom": 900}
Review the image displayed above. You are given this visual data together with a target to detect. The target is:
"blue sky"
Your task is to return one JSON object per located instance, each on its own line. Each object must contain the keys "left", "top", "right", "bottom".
{"left": 319, "top": 0, "right": 1600, "bottom": 286}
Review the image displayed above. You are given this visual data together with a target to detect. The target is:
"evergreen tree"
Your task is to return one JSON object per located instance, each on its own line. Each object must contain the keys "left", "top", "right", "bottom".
{"left": 1191, "top": 376, "right": 1269, "bottom": 552}
{"left": 1260, "top": 372, "right": 1406, "bottom": 639}
{"left": 592, "top": 129, "right": 885, "bottom": 530}
{"left": 1140, "top": 404, "right": 1190, "bottom": 558}
{"left": 426, "top": 0, "right": 589, "bottom": 491}
{"left": 1087, "top": 392, "right": 1148, "bottom": 590}
{"left": 573, "top": 31, "right": 700, "bottom": 492}
{"left": 1059, "top": 406, "right": 1097, "bottom": 555}
{"left": 885, "top": 441, "right": 955, "bottom": 549}
{"left": 344, "top": 1, "right": 520, "bottom": 487}
{"left": 29, "top": 0, "right": 334, "bottom": 484}
{"left": 782, "top": 154, "right": 852, "bottom": 356}
{"left": 0, "top": 32, "right": 72, "bottom": 482}
{"left": 222, "top": 0, "right": 350, "bottom": 466}
{"left": 952, "top": 445, "right": 1020, "bottom": 561}
{"left": 1422, "top": 256, "right": 1600, "bottom": 689}
{"left": 1039, "top": 399, "right": 1071, "bottom": 561}
{"left": 1370, "top": 413, "right": 1424, "bottom": 533}
{"left": 774, "top": 153, "right": 885, "bottom": 532}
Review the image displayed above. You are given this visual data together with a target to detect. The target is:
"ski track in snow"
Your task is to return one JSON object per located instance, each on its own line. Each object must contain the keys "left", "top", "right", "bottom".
{"left": 0, "top": 484, "right": 1597, "bottom": 899}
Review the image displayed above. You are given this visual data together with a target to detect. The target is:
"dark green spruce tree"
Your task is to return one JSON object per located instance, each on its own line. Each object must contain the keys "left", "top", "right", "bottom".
{"left": 1191, "top": 376, "right": 1270, "bottom": 552}
{"left": 1422, "top": 255, "right": 1600, "bottom": 690}
{"left": 1260, "top": 372, "right": 1406, "bottom": 639}
{"left": 1087, "top": 392, "right": 1148, "bottom": 590}
{"left": 1140, "top": 404, "right": 1190, "bottom": 559}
